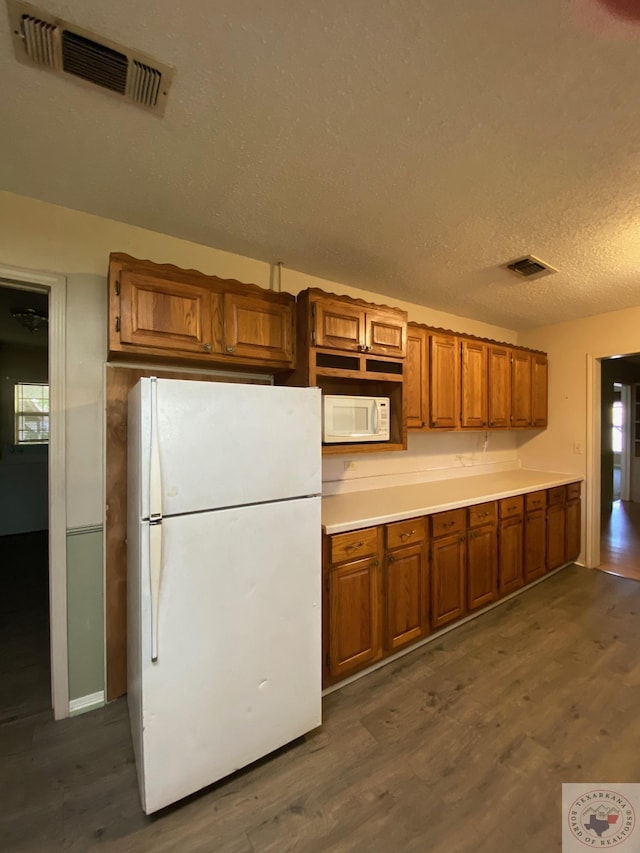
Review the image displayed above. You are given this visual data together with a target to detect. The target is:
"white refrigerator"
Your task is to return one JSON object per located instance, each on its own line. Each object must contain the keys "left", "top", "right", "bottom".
{"left": 127, "top": 377, "right": 322, "bottom": 814}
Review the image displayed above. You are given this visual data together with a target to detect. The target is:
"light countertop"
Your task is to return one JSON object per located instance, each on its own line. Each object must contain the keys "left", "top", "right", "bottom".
{"left": 321, "top": 469, "right": 581, "bottom": 534}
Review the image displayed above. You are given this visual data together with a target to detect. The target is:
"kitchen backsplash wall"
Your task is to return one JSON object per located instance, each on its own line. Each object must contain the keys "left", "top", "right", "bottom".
{"left": 322, "top": 430, "right": 519, "bottom": 495}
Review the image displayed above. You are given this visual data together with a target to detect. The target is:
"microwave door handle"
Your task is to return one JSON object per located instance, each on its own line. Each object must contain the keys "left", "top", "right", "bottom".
{"left": 372, "top": 400, "right": 379, "bottom": 435}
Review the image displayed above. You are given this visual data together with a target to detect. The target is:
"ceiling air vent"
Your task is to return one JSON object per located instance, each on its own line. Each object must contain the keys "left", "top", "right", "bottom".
{"left": 504, "top": 255, "right": 557, "bottom": 281}
{"left": 7, "top": 0, "right": 174, "bottom": 115}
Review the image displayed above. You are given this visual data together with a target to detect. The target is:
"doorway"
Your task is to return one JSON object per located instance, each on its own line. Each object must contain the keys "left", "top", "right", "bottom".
{"left": 0, "top": 264, "right": 67, "bottom": 720}
{"left": 598, "top": 355, "right": 640, "bottom": 581}
{"left": 0, "top": 284, "right": 51, "bottom": 720}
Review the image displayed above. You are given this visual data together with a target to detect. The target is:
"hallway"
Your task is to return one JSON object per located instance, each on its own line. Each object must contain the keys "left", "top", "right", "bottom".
{"left": 599, "top": 500, "right": 640, "bottom": 582}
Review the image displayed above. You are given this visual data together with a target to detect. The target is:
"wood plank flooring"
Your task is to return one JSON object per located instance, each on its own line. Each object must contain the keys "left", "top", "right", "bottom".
{"left": 599, "top": 500, "right": 640, "bottom": 581}
{"left": 2, "top": 565, "right": 640, "bottom": 852}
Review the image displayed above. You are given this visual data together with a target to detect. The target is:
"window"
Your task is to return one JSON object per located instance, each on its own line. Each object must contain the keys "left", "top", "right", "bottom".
{"left": 612, "top": 400, "right": 624, "bottom": 453}
{"left": 14, "top": 382, "right": 49, "bottom": 445}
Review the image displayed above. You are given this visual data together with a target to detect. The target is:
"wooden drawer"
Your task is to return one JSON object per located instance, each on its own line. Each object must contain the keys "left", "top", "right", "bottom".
{"left": 499, "top": 495, "right": 524, "bottom": 519}
{"left": 329, "top": 527, "right": 380, "bottom": 565}
{"left": 526, "top": 490, "right": 547, "bottom": 512}
{"left": 567, "top": 482, "right": 581, "bottom": 501}
{"left": 386, "top": 517, "right": 427, "bottom": 549}
{"left": 432, "top": 508, "right": 466, "bottom": 538}
{"left": 468, "top": 501, "right": 497, "bottom": 528}
{"left": 548, "top": 486, "right": 566, "bottom": 507}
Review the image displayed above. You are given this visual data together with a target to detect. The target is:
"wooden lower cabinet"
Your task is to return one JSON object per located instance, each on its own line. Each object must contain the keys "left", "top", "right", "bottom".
{"left": 498, "top": 515, "right": 524, "bottom": 595}
{"left": 384, "top": 543, "right": 429, "bottom": 651}
{"left": 467, "top": 523, "right": 498, "bottom": 610}
{"left": 524, "top": 509, "right": 547, "bottom": 582}
{"left": 565, "top": 483, "right": 581, "bottom": 562}
{"left": 326, "top": 556, "right": 381, "bottom": 681}
{"left": 324, "top": 482, "right": 581, "bottom": 687}
{"left": 431, "top": 532, "right": 466, "bottom": 629}
{"left": 547, "top": 501, "right": 566, "bottom": 571}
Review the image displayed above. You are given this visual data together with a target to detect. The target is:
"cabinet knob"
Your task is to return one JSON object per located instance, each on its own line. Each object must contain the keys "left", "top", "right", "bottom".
{"left": 388, "top": 555, "right": 396, "bottom": 564}
{"left": 203, "top": 344, "right": 212, "bottom": 352}
{"left": 226, "top": 346, "right": 234, "bottom": 353}
{"left": 459, "top": 536, "right": 465, "bottom": 544}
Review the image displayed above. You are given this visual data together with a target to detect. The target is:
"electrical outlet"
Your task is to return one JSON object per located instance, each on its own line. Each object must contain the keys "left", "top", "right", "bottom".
{"left": 573, "top": 441, "right": 583, "bottom": 455}
{"left": 344, "top": 460, "right": 356, "bottom": 471}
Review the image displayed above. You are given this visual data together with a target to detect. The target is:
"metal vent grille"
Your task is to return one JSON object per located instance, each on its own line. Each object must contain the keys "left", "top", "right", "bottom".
{"left": 21, "top": 14, "right": 57, "bottom": 67}
{"left": 62, "top": 31, "right": 128, "bottom": 94}
{"left": 505, "top": 256, "right": 557, "bottom": 280}
{"left": 129, "top": 60, "right": 162, "bottom": 108}
{"left": 8, "top": 0, "right": 173, "bottom": 115}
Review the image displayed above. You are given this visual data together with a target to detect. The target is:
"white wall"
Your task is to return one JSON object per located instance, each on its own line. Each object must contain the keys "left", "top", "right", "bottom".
{"left": 0, "top": 342, "right": 49, "bottom": 535}
{"left": 0, "top": 191, "right": 520, "bottom": 519}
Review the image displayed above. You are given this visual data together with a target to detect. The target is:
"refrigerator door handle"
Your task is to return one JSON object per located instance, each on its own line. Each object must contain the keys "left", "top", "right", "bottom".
{"left": 149, "top": 519, "right": 162, "bottom": 662}
{"left": 149, "top": 378, "right": 163, "bottom": 662}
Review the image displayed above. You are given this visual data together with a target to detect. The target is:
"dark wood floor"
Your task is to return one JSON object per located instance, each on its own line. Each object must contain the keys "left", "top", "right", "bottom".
{"left": 0, "top": 531, "right": 50, "bottom": 724}
{"left": 2, "top": 564, "right": 640, "bottom": 852}
{"left": 600, "top": 500, "right": 640, "bottom": 581}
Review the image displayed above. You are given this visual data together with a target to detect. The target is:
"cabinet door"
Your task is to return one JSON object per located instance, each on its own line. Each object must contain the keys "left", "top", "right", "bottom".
{"left": 312, "top": 298, "right": 366, "bottom": 352}
{"left": 460, "top": 339, "right": 488, "bottom": 429}
{"left": 366, "top": 308, "right": 406, "bottom": 357}
{"left": 406, "top": 326, "right": 429, "bottom": 429}
{"left": 222, "top": 292, "right": 294, "bottom": 366}
{"left": 384, "top": 544, "right": 428, "bottom": 651}
{"left": 498, "top": 516, "right": 524, "bottom": 595}
{"left": 467, "top": 524, "right": 497, "bottom": 610}
{"left": 565, "top": 498, "right": 581, "bottom": 563}
{"left": 531, "top": 354, "right": 548, "bottom": 428}
{"left": 119, "top": 271, "right": 213, "bottom": 354}
{"left": 511, "top": 350, "right": 532, "bottom": 428}
{"left": 327, "top": 557, "right": 381, "bottom": 679}
{"left": 524, "top": 509, "right": 546, "bottom": 583}
{"left": 546, "top": 503, "right": 566, "bottom": 570}
{"left": 430, "top": 333, "right": 459, "bottom": 429}
{"left": 488, "top": 345, "right": 511, "bottom": 429}
{"left": 431, "top": 534, "right": 466, "bottom": 629}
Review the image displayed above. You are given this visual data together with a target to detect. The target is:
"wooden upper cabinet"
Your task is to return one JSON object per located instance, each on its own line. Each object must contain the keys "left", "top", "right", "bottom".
{"left": 222, "top": 291, "right": 293, "bottom": 365}
{"left": 366, "top": 307, "right": 406, "bottom": 357}
{"left": 531, "top": 354, "right": 548, "bottom": 428}
{"left": 406, "top": 325, "right": 429, "bottom": 429}
{"left": 430, "top": 333, "right": 459, "bottom": 429}
{"left": 511, "top": 349, "right": 532, "bottom": 428}
{"left": 460, "top": 339, "right": 488, "bottom": 429}
{"left": 311, "top": 295, "right": 406, "bottom": 357}
{"left": 312, "top": 298, "right": 366, "bottom": 352}
{"left": 488, "top": 345, "right": 511, "bottom": 429}
{"left": 108, "top": 253, "right": 295, "bottom": 372}
{"left": 118, "top": 270, "right": 213, "bottom": 354}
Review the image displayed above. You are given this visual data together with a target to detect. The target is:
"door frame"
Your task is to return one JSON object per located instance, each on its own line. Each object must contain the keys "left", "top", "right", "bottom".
{"left": 620, "top": 383, "right": 632, "bottom": 502}
{"left": 0, "top": 263, "right": 68, "bottom": 719}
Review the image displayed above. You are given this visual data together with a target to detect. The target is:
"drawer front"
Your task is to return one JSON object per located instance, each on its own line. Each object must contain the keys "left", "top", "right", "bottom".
{"left": 330, "top": 527, "right": 380, "bottom": 564}
{"left": 499, "top": 495, "right": 524, "bottom": 519}
{"left": 526, "top": 490, "right": 547, "bottom": 512}
{"left": 548, "top": 486, "right": 566, "bottom": 507}
{"left": 386, "top": 517, "right": 427, "bottom": 549}
{"left": 432, "top": 508, "right": 466, "bottom": 538}
{"left": 567, "top": 482, "right": 581, "bottom": 501}
{"left": 468, "top": 501, "right": 497, "bottom": 528}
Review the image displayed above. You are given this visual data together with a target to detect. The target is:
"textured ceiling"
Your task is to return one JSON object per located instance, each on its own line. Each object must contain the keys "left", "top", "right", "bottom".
{"left": 1, "top": 0, "right": 640, "bottom": 330}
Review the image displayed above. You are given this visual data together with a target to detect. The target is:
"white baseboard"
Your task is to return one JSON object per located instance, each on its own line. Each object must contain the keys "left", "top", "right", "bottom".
{"left": 69, "top": 690, "right": 105, "bottom": 716}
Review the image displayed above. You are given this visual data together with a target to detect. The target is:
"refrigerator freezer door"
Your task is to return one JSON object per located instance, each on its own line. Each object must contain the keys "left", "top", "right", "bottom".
{"left": 134, "top": 379, "right": 321, "bottom": 520}
{"left": 133, "top": 496, "right": 322, "bottom": 814}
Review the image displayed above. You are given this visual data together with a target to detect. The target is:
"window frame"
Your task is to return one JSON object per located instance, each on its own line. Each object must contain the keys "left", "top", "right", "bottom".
{"left": 14, "top": 381, "right": 50, "bottom": 445}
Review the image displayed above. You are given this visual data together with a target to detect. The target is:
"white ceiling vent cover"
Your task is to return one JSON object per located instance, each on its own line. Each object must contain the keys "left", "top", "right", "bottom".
{"left": 7, "top": 0, "right": 174, "bottom": 115}
{"left": 504, "top": 255, "right": 557, "bottom": 281}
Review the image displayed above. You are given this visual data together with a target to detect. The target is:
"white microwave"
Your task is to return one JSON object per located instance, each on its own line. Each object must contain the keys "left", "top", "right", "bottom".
{"left": 322, "top": 395, "right": 390, "bottom": 443}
